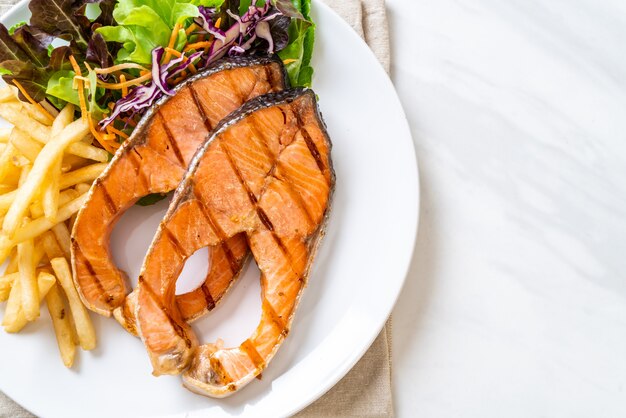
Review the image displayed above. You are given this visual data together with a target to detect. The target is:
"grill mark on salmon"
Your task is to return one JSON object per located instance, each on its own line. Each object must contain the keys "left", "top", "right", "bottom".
{"left": 162, "top": 226, "right": 187, "bottom": 258}
{"left": 73, "top": 242, "right": 114, "bottom": 307}
{"left": 195, "top": 201, "right": 239, "bottom": 274}
{"left": 248, "top": 116, "right": 275, "bottom": 161}
{"left": 220, "top": 142, "right": 259, "bottom": 205}
{"left": 301, "top": 127, "right": 326, "bottom": 175}
{"left": 157, "top": 112, "right": 186, "bottom": 167}
{"left": 219, "top": 144, "right": 295, "bottom": 268}
{"left": 220, "top": 141, "right": 295, "bottom": 269}
{"left": 200, "top": 284, "right": 216, "bottom": 310}
{"left": 241, "top": 339, "right": 265, "bottom": 370}
{"left": 71, "top": 56, "right": 287, "bottom": 326}
{"left": 224, "top": 71, "right": 244, "bottom": 103}
{"left": 121, "top": 295, "right": 137, "bottom": 335}
{"left": 189, "top": 85, "right": 213, "bottom": 132}
{"left": 133, "top": 89, "right": 334, "bottom": 398}
{"left": 210, "top": 357, "right": 234, "bottom": 386}
{"left": 140, "top": 278, "right": 193, "bottom": 348}
{"left": 129, "top": 149, "right": 149, "bottom": 190}
{"left": 262, "top": 298, "right": 286, "bottom": 333}
{"left": 220, "top": 242, "right": 239, "bottom": 275}
{"left": 274, "top": 170, "right": 314, "bottom": 227}
{"left": 256, "top": 207, "right": 274, "bottom": 231}
{"left": 98, "top": 182, "right": 118, "bottom": 215}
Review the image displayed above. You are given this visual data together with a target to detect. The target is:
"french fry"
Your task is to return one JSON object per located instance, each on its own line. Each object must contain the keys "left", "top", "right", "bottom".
{"left": 33, "top": 238, "right": 46, "bottom": 267}
{"left": 74, "top": 183, "right": 91, "bottom": 195}
{"left": 67, "top": 142, "right": 109, "bottom": 162}
{"left": 10, "top": 129, "right": 42, "bottom": 163}
{"left": 59, "top": 163, "right": 107, "bottom": 189}
{"left": 50, "top": 257, "right": 96, "bottom": 350}
{"left": 0, "top": 142, "right": 18, "bottom": 184}
{"left": 42, "top": 157, "right": 61, "bottom": 221}
{"left": 0, "top": 103, "right": 50, "bottom": 143}
{"left": 0, "top": 163, "right": 106, "bottom": 213}
{"left": 0, "top": 85, "right": 16, "bottom": 103}
{"left": 11, "top": 154, "right": 30, "bottom": 168}
{"left": 2, "top": 165, "right": 20, "bottom": 188}
{"left": 41, "top": 231, "right": 65, "bottom": 260}
{"left": 4, "top": 247, "right": 17, "bottom": 274}
{"left": 62, "top": 154, "right": 87, "bottom": 171}
{"left": 18, "top": 164, "right": 30, "bottom": 187}
{"left": 2, "top": 271, "right": 55, "bottom": 333}
{"left": 18, "top": 235, "right": 38, "bottom": 321}
{"left": 22, "top": 103, "right": 54, "bottom": 126}
{"left": 51, "top": 223, "right": 72, "bottom": 260}
{"left": 45, "top": 283, "right": 77, "bottom": 368}
{"left": 0, "top": 126, "right": 12, "bottom": 143}
{"left": 39, "top": 105, "right": 75, "bottom": 223}
{"left": 30, "top": 189, "right": 79, "bottom": 220}
{"left": 2, "top": 117, "right": 89, "bottom": 238}
{"left": 2, "top": 276, "right": 22, "bottom": 329}
{"left": 0, "top": 272, "right": 18, "bottom": 301}
{"left": 0, "top": 192, "right": 88, "bottom": 264}
{"left": 13, "top": 192, "right": 88, "bottom": 244}
{"left": 52, "top": 104, "right": 75, "bottom": 132}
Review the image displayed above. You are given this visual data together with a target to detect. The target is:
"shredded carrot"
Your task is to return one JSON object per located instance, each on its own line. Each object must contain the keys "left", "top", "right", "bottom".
{"left": 84, "top": 62, "right": 94, "bottom": 73}
{"left": 215, "top": 18, "right": 222, "bottom": 29}
{"left": 12, "top": 80, "right": 55, "bottom": 124}
{"left": 97, "top": 133, "right": 119, "bottom": 153}
{"left": 185, "top": 23, "right": 199, "bottom": 35}
{"left": 108, "top": 102, "right": 115, "bottom": 110}
{"left": 184, "top": 41, "right": 214, "bottom": 52}
{"left": 140, "top": 70, "right": 151, "bottom": 77}
{"left": 171, "top": 75, "right": 185, "bottom": 85}
{"left": 283, "top": 58, "right": 297, "bottom": 65}
{"left": 97, "top": 73, "right": 152, "bottom": 90}
{"left": 121, "top": 117, "right": 137, "bottom": 128}
{"left": 188, "top": 62, "right": 198, "bottom": 74}
{"left": 95, "top": 63, "right": 149, "bottom": 74}
{"left": 119, "top": 74, "right": 128, "bottom": 97}
{"left": 165, "top": 47, "right": 182, "bottom": 58}
{"left": 164, "top": 22, "right": 182, "bottom": 64}
{"left": 69, "top": 55, "right": 89, "bottom": 123}
{"left": 106, "top": 126, "right": 129, "bottom": 140}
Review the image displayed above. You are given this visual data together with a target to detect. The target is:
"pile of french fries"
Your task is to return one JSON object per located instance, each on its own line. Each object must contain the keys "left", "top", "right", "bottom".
{"left": 0, "top": 85, "right": 110, "bottom": 367}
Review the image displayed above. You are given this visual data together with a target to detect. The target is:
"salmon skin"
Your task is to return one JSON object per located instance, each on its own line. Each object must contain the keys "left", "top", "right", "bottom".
{"left": 71, "top": 56, "right": 288, "bottom": 333}
{"left": 134, "top": 89, "right": 335, "bottom": 397}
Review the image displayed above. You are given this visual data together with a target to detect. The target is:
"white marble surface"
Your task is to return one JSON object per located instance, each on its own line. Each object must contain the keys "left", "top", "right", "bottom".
{"left": 389, "top": 0, "right": 626, "bottom": 416}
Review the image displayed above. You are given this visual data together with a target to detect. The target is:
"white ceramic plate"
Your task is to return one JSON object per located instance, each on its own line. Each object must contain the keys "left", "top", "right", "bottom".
{"left": 0, "top": 1, "right": 419, "bottom": 417}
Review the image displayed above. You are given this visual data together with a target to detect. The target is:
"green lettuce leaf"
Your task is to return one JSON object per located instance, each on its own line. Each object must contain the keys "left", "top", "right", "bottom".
{"left": 97, "top": 0, "right": 217, "bottom": 64}
{"left": 46, "top": 70, "right": 80, "bottom": 107}
{"left": 137, "top": 193, "right": 168, "bottom": 206}
{"left": 0, "top": 0, "right": 117, "bottom": 104}
{"left": 277, "top": 0, "right": 314, "bottom": 87}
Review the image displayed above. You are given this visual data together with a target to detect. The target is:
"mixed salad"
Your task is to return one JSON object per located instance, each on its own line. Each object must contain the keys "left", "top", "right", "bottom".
{"left": 0, "top": 0, "right": 314, "bottom": 154}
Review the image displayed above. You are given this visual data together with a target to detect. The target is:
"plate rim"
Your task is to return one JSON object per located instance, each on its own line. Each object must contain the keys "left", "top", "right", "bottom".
{"left": 0, "top": 1, "right": 421, "bottom": 416}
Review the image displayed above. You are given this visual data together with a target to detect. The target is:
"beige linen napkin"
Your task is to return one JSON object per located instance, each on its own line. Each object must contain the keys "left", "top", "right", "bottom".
{"left": 0, "top": 0, "right": 393, "bottom": 417}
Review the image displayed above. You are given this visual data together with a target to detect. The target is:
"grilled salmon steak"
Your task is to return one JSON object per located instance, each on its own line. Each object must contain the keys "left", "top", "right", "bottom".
{"left": 71, "top": 56, "right": 287, "bottom": 332}
{"left": 134, "top": 89, "right": 334, "bottom": 397}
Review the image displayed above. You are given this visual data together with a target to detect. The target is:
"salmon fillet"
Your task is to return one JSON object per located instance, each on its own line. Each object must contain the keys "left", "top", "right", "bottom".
{"left": 134, "top": 89, "right": 334, "bottom": 397}
{"left": 71, "top": 56, "right": 287, "bottom": 333}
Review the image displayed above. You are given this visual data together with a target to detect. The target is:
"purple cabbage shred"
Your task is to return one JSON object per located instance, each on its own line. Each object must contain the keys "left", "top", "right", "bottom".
{"left": 100, "top": 0, "right": 285, "bottom": 131}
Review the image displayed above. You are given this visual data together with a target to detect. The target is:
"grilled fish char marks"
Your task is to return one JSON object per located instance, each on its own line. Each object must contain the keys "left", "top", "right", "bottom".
{"left": 135, "top": 89, "right": 334, "bottom": 396}
{"left": 71, "top": 57, "right": 287, "bottom": 323}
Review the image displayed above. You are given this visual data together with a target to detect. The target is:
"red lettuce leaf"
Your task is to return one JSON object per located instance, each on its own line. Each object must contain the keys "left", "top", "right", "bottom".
{"left": 0, "top": 0, "right": 118, "bottom": 103}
